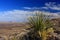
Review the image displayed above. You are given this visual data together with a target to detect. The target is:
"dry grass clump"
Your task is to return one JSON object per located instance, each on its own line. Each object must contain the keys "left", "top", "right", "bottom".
{"left": 28, "top": 12, "right": 54, "bottom": 40}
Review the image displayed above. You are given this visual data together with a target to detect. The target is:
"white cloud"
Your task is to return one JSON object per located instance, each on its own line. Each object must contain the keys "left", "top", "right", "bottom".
{"left": 0, "top": 10, "right": 59, "bottom": 22}
{"left": 23, "top": 2, "right": 60, "bottom": 11}
{"left": 0, "top": 10, "right": 33, "bottom": 22}
{"left": 41, "top": 7, "right": 48, "bottom": 9}
{"left": 23, "top": 7, "right": 32, "bottom": 9}
{"left": 42, "top": 2, "right": 60, "bottom": 10}
{"left": 42, "top": 11, "right": 60, "bottom": 18}
{"left": 34, "top": 11, "right": 60, "bottom": 18}
{"left": 23, "top": 7, "right": 40, "bottom": 10}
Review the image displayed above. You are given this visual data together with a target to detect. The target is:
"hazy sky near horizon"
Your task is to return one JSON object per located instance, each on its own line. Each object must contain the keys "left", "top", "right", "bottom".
{"left": 0, "top": 0, "right": 60, "bottom": 22}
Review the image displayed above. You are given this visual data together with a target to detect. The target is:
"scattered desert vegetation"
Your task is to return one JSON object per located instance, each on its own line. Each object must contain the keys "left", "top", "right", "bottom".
{"left": 0, "top": 12, "right": 60, "bottom": 40}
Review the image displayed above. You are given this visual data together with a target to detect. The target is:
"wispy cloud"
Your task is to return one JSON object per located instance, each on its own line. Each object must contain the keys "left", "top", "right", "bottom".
{"left": 23, "top": 2, "right": 60, "bottom": 12}
{"left": 42, "top": 2, "right": 60, "bottom": 10}
{"left": 23, "top": 7, "right": 41, "bottom": 10}
{"left": 23, "top": 7, "right": 32, "bottom": 9}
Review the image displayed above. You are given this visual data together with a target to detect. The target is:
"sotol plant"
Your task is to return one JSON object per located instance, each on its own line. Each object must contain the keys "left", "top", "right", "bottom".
{"left": 28, "top": 12, "right": 54, "bottom": 40}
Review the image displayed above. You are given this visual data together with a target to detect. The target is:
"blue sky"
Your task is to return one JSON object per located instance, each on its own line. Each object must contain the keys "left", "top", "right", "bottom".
{"left": 0, "top": 0, "right": 60, "bottom": 22}
{"left": 0, "top": 0, "right": 60, "bottom": 11}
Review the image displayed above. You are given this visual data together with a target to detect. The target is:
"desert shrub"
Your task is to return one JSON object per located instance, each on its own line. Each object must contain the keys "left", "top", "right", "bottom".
{"left": 28, "top": 12, "right": 54, "bottom": 40}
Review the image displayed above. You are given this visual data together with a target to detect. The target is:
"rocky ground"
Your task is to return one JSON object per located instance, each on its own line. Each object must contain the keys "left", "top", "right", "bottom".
{"left": 0, "top": 18, "right": 59, "bottom": 40}
{"left": 0, "top": 23, "right": 30, "bottom": 40}
{"left": 50, "top": 18, "right": 60, "bottom": 40}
